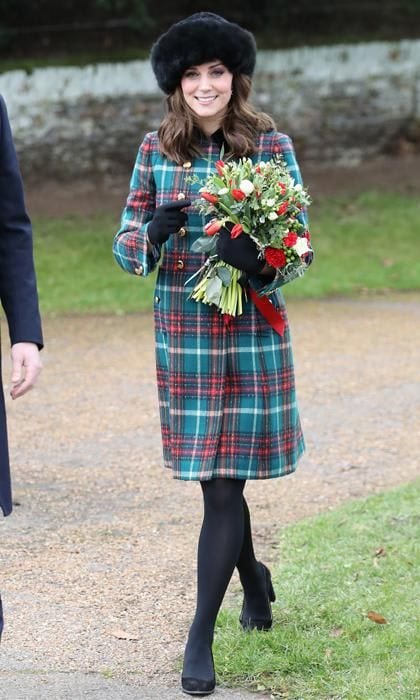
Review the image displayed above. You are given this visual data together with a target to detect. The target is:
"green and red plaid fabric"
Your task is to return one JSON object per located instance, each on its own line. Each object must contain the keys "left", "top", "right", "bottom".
{"left": 113, "top": 130, "right": 306, "bottom": 480}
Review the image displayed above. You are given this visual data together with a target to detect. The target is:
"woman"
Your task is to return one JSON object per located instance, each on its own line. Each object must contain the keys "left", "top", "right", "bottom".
{"left": 113, "top": 12, "right": 309, "bottom": 696}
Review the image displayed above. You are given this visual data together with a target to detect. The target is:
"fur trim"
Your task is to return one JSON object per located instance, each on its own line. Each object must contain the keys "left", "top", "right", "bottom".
{"left": 150, "top": 12, "right": 256, "bottom": 94}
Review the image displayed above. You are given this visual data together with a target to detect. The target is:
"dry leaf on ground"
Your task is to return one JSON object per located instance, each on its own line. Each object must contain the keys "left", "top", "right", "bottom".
{"left": 367, "top": 611, "right": 388, "bottom": 624}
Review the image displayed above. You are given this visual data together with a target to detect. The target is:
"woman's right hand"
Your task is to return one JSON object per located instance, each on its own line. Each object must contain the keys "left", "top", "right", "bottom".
{"left": 147, "top": 199, "right": 191, "bottom": 245}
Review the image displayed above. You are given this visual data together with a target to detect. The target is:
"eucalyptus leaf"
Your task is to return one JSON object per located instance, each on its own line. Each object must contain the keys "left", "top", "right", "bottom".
{"left": 205, "top": 276, "right": 223, "bottom": 304}
{"left": 191, "top": 236, "right": 217, "bottom": 254}
{"left": 216, "top": 266, "right": 232, "bottom": 287}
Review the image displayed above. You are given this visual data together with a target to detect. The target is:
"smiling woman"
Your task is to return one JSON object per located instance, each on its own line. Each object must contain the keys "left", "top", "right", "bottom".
{"left": 112, "top": 11, "right": 311, "bottom": 697}
{"left": 180, "top": 62, "right": 233, "bottom": 135}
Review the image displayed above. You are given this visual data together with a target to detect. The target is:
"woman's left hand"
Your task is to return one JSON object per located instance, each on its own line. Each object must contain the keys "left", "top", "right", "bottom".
{"left": 216, "top": 226, "right": 265, "bottom": 275}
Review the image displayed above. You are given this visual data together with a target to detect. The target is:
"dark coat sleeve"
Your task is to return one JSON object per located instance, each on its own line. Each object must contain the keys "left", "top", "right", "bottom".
{"left": 0, "top": 95, "right": 43, "bottom": 348}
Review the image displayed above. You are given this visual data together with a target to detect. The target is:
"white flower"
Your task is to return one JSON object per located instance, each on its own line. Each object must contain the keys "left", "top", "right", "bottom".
{"left": 259, "top": 215, "right": 266, "bottom": 223}
{"left": 239, "top": 179, "right": 254, "bottom": 195}
{"left": 268, "top": 211, "right": 278, "bottom": 221}
{"left": 218, "top": 187, "right": 229, "bottom": 195}
{"left": 293, "top": 236, "right": 310, "bottom": 255}
{"left": 266, "top": 198, "right": 276, "bottom": 207}
{"left": 258, "top": 161, "right": 267, "bottom": 169}
{"left": 293, "top": 184, "right": 303, "bottom": 192}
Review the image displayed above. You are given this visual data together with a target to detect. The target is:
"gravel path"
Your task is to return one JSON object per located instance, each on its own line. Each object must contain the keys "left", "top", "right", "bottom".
{"left": 0, "top": 293, "right": 419, "bottom": 698}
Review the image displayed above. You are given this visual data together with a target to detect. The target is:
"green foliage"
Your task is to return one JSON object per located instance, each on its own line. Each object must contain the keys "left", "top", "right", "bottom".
{"left": 1, "top": 1, "right": 420, "bottom": 58}
{"left": 0, "top": 1, "right": 152, "bottom": 57}
{"left": 32, "top": 191, "right": 420, "bottom": 315}
{"left": 0, "top": 1, "right": 149, "bottom": 24}
{"left": 214, "top": 481, "right": 420, "bottom": 699}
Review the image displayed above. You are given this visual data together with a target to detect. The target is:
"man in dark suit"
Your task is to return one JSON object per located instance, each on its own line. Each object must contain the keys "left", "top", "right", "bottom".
{"left": 0, "top": 95, "right": 43, "bottom": 639}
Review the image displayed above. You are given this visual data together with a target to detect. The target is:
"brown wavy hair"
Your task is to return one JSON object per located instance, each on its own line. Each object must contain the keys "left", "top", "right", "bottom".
{"left": 157, "top": 74, "right": 276, "bottom": 164}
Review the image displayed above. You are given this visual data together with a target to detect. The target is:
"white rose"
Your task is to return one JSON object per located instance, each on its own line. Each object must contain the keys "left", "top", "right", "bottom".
{"left": 239, "top": 179, "right": 254, "bottom": 195}
{"left": 293, "top": 236, "right": 310, "bottom": 255}
{"left": 218, "top": 187, "right": 229, "bottom": 195}
{"left": 259, "top": 215, "right": 266, "bottom": 223}
{"left": 266, "top": 198, "right": 276, "bottom": 207}
{"left": 268, "top": 211, "right": 278, "bottom": 221}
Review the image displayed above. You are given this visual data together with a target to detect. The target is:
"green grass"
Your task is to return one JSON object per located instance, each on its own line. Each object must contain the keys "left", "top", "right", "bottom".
{"left": 214, "top": 481, "right": 420, "bottom": 699}
{"left": 33, "top": 213, "right": 156, "bottom": 315}
{"left": 284, "top": 191, "right": 420, "bottom": 299}
{"left": 0, "top": 48, "right": 150, "bottom": 74}
{"left": 33, "top": 191, "right": 420, "bottom": 314}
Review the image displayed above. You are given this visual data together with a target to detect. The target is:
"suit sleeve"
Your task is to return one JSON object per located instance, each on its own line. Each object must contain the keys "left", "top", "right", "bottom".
{"left": 0, "top": 95, "right": 43, "bottom": 348}
{"left": 112, "top": 132, "right": 162, "bottom": 277}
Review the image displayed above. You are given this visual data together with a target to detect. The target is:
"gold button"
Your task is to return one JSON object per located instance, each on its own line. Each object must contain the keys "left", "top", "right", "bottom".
{"left": 178, "top": 226, "right": 187, "bottom": 237}
{"left": 176, "top": 259, "right": 184, "bottom": 270}
{"left": 182, "top": 162, "right": 192, "bottom": 169}
{"left": 134, "top": 265, "right": 144, "bottom": 276}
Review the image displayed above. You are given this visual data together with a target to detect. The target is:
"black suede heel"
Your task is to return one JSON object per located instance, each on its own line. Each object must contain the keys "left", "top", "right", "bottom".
{"left": 181, "top": 649, "right": 215, "bottom": 696}
{"left": 181, "top": 676, "right": 216, "bottom": 696}
{"left": 239, "top": 562, "right": 276, "bottom": 631}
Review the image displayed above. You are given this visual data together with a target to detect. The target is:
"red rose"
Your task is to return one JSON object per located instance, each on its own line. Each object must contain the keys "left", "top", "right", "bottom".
{"left": 264, "top": 247, "right": 287, "bottom": 269}
{"left": 277, "top": 200, "right": 289, "bottom": 216}
{"left": 201, "top": 192, "right": 218, "bottom": 204}
{"left": 231, "top": 189, "right": 246, "bottom": 201}
{"left": 255, "top": 165, "right": 261, "bottom": 173}
{"left": 204, "top": 219, "right": 223, "bottom": 236}
{"left": 215, "top": 160, "right": 225, "bottom": 176}
{"left": 278, "top": 182, "right": 286, "bottom": 195}
{"left": 284, "top": 232, "right": 298, "bottom": 247}
{"left": 230, "top": 223, "right": 244, "bottom": 239}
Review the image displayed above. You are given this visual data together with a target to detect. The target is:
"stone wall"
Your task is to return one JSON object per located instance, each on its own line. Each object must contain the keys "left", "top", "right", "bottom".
{"left": 1, "top": 39, "right": 419, "bottom": 180}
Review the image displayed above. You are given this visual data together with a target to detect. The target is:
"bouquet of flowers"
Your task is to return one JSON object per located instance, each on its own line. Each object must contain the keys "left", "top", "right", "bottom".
{"left": 187, "top": 155, "right": 313, "bottom": 317}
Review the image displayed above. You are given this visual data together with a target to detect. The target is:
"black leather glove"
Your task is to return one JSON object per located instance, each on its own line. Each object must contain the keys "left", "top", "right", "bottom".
{"left": 148, "top": 199, "right": 191, "bottom": 245}
{"left": 216, "top": 225, "right": 265, "bottom": 275}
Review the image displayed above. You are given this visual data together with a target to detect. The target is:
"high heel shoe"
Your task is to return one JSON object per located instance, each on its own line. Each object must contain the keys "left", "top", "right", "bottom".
{"left": 181, "top": 649, "right": 216, "bottom": 696}
{"left": 239, "top": 561, "right": 276, "bottom": 631}
{"left": 181, "top": 675, "right": 216, "bottom": 696}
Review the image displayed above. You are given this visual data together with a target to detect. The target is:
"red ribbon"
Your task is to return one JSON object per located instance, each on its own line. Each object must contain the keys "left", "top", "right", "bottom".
{"left": 249, "top": 288, "right": 286, "bottom": 336}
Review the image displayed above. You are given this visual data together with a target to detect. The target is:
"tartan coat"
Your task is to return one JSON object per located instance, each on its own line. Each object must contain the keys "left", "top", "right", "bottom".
{"left": 0, "top": 95, "right": 43, "bottom": 517}
{"left": 113, "top": 128, "right": 306, "bottom": 481}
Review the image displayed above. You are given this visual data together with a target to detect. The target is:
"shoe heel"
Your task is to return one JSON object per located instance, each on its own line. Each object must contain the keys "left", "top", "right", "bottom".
{"left": 262, "top": 563, "right": 276, "bottom": 602}
{"left": 268, "top": 578, "right": 276, "bottom": 603}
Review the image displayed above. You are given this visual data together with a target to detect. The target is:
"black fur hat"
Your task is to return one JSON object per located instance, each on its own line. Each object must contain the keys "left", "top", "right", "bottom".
{"left": 150, "top": 12, "right": 257, "bottom": 94}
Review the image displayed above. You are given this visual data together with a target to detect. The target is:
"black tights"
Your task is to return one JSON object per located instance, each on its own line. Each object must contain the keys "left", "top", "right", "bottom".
{"left": 183, "top": 478, "right": 261, "bottom": 680}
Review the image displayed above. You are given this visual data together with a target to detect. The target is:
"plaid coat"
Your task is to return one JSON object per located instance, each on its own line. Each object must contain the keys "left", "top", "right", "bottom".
{"left": 113, "top": 129, "right": 306, "bottom": 481}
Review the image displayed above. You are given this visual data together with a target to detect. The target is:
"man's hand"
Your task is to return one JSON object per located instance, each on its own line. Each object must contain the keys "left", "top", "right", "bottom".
{"left": 10, "top": 342, "right": 42, "bottom": 400}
